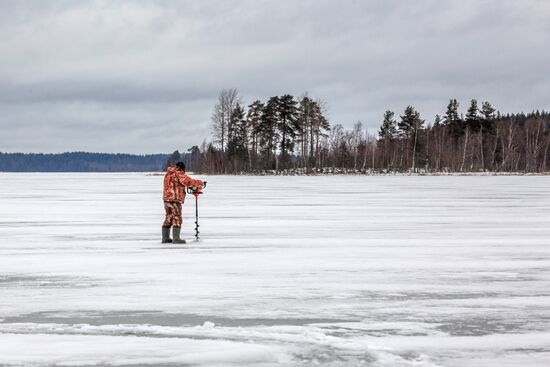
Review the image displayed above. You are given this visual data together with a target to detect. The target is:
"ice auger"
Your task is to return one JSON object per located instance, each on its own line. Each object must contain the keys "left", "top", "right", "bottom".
{"left": 186, "top": 181, "right": 206, "bottom": 240}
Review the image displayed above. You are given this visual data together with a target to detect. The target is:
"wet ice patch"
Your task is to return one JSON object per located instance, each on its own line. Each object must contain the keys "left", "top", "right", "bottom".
{"left": 0, "top": 275, "right": 98, "bottom": 289}
{"left": 1, "top": 310, "right": 351, "bottom": 328}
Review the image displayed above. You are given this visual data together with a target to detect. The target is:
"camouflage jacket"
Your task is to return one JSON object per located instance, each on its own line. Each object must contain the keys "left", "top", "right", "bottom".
{"left": 163, "top": 166, "right": 202, "bottom": 203}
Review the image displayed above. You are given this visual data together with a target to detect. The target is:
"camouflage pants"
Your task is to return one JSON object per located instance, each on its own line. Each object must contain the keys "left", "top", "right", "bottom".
{"left": 163, "top": 201, "right": 182, "bottom": 227}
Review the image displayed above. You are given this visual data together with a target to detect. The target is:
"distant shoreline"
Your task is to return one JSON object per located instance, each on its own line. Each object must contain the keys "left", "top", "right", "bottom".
{"left": 0, "top": 152, "right": 169, "bottom": 172}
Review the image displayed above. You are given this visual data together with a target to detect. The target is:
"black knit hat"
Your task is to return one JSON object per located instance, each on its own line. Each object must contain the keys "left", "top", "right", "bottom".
{"left": 175, "top": 161, "right": 186, "bottom": 171}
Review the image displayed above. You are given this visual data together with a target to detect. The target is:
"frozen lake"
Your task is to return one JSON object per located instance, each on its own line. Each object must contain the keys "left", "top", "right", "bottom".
{"left": 0, "top": 173, "right": 549, "bottom": 366}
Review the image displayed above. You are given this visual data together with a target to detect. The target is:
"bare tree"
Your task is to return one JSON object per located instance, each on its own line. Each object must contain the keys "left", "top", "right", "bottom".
{"left": 524, "top": 117, "right": 546, "bottom": 172}
{"left": 351, "top": 121, "right": 364, "bottom": 170}
{"left": 329, "top": 124, "right": 344, "bottom": 169}
{"left": 460, "top": 127, "right": 469, "bottom": 172}
{"left": 211, "top": 88, "right": 240, "bottom": 152}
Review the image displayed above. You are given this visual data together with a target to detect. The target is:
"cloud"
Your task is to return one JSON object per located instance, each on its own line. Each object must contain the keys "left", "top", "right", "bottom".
{"left": 1, "top": 0, "right": 549, "bottom": 153}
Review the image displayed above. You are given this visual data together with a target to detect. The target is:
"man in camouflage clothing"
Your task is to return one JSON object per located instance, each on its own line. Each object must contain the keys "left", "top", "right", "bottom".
{"left": 162, "top": 161, "right": 203, "bottom": 244}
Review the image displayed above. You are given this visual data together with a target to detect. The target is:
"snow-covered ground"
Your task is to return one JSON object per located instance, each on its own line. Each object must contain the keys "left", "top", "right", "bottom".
{"left": 0, "top": 173, "right": 549, "bottom": 367}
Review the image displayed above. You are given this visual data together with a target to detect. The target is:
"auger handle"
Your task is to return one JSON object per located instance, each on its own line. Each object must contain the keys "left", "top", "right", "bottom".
{"left": 186, "top": 181, "right": 206, "bottom": 195}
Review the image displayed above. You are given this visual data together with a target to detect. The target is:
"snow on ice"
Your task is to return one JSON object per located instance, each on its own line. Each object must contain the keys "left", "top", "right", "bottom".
{"left": 0, "top": 173, "right": 549, "bottom": 366}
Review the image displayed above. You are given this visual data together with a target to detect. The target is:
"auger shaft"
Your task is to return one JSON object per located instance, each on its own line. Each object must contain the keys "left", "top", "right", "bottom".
{"left": 194, "top": 194, "right": 200, "bottom": 239}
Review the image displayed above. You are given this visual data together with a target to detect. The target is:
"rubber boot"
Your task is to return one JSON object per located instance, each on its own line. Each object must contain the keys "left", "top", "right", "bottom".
{"left": 172, "top": 227, "right": 186, "bottom": 244}
{"left": 161, "top": 226, "right": 172, "bottom": 243}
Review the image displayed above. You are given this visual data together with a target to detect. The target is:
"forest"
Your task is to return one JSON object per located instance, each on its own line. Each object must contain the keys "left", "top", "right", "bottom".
{"left": 0, "top": 152, "right": 168, "bottom": 172}
{"left": 180, "top": 89, "right": 550, "bottom": 174}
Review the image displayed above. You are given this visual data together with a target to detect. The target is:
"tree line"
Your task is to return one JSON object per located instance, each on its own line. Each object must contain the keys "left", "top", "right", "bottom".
{"left": 0, "top": 152, "right": 168, "bottom": 172}
{"left": 183, "top": 90, "right": 550, "bottom": 174}
{"left": 377, "top": 100, "right": 550, "bottom": 173}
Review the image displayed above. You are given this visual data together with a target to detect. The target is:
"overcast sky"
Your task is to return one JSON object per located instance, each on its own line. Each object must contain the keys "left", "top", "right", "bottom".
{"left": 1, "top": 0, "right": 549, "bottom": 154}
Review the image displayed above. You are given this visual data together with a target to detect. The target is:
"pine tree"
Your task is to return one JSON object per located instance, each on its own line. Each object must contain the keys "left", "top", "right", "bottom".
{"left": 277, "top": 94, "right": 299, "bottom": 168}
{"left": 378, "top": 111, "right": 398, "bottom": 169}
{"left": 227, "top": 104, "right": 248, "bottom": 167}
{"left": 444, "top": 99, "right": 464, "bottom": 140}
{"left": 399, "top": 106, "right": 424, "bottom": 170}
{"left": 246, "top": 100, "right": 264, "bottom": 169}
{"left": 379, "top": 110, "right": 398, "bottom": 140}
{"left": 465, "top": 99, "right": 480, "bottom": 131}
{"left": 477, "top": 101, "right": 497, "bottom": 170}
{"left": 256, "top": 96, "right": 280, "bottom": 169}
{"left": 480, "top": 101, "right": 496, "bottom": 132}
{"left": 399, "top": 106, "right": 423, "bottom": 136}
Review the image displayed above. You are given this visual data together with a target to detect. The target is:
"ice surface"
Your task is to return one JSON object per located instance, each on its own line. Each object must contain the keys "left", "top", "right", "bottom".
{"left": 0, "top": 173, "right": 549, "bottom": 366}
